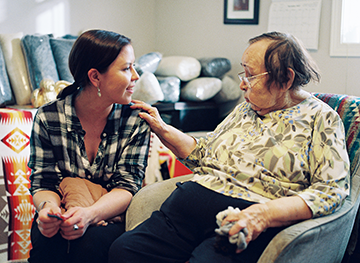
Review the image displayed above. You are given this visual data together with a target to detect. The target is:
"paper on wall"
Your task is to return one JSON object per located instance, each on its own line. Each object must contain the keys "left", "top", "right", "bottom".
{"left": 268, "top": 0, "right": 322, "bottom": 50}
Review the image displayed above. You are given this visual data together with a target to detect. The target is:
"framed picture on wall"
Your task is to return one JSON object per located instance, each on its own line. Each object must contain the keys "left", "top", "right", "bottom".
{"left": 224, "top": 0, "right": 259, "bottom": 25}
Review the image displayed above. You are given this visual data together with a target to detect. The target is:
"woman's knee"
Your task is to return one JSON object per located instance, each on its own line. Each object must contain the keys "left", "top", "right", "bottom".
{"left": 29, "top": 216, "right": 69, "bottom": 262}
{"left": 108, "top": 232, "right": 134, "bottom": 263}
{"left": 70, "top": 223, "right": 125, "bottom": 263}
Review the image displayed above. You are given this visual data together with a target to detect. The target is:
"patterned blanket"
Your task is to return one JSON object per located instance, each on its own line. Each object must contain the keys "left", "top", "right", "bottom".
{"left": 314, "top": 93, "right": 360, "bottom": 175}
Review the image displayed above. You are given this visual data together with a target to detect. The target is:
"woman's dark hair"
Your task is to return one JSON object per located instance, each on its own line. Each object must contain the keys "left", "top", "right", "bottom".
{"left": 249, "top": 32, "right": 320, "bottom": 90}
{"left": 57, "top": 29, "right": 131, "bottom": 99}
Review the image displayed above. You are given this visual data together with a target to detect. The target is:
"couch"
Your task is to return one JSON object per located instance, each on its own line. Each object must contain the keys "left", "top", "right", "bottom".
{"left": 125, "top": 93, "right": 360, "bottom": 263}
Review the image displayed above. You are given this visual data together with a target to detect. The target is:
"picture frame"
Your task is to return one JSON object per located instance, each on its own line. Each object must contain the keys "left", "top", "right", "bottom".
{"left": 224, "top": 0, "right": 260, "bottom": 25}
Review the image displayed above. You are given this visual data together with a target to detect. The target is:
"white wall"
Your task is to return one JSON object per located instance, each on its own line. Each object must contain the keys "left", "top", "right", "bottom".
{"left": 0, "top": 0, "right": 156, "bottom": 58}
{"left": 153, "top": 0, "right": 360, "bottom": 96}
{"left": 0, "top": 0, "right": 359, "bottom": 96}
{"left": 67, "top": 0, "right": 156, "bottom": 57}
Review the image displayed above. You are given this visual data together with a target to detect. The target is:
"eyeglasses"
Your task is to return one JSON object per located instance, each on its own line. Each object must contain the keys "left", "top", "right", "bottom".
{"left": 238, "top": 71, "right": 269, "bottom": 90}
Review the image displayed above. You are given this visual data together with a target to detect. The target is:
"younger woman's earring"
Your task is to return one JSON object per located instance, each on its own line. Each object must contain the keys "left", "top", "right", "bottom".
{"left": 97, "top": 86, "right": 101, "bottom": 97}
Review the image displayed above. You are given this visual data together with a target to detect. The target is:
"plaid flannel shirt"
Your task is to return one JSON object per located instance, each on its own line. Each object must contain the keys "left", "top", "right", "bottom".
{"left": 29, "top": 93, "right": 150, "bottom": 196}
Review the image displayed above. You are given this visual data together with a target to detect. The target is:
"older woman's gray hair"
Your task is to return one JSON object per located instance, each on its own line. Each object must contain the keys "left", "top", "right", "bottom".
{"left": 249, "top": 32, "right": 321, "bottom": 90}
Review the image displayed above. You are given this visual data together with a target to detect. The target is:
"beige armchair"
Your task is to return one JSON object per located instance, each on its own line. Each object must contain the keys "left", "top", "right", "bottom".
{"left": 125, "top": 93, "right": 360, "bottom": 263}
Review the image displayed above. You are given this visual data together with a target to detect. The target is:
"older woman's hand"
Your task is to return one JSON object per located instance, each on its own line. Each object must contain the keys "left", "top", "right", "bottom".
{"left": 223, "top": 196, "right": 313, "bottom": 253}
{"left": 130, "top": 100, "right": 167, "bottom": 135}
{"left": 130, "top": 99, "right": 197, "bottom": 159}
{"left": 222, "top": 203, "right": 270, "bottom": 253}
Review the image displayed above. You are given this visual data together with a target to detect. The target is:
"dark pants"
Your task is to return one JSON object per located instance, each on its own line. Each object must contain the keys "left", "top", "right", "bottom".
{"left": 29, "top": 213, "right": 125, "bottom": 263}
{"left": 109, "top": 182, "right": 284, "bottom": 263}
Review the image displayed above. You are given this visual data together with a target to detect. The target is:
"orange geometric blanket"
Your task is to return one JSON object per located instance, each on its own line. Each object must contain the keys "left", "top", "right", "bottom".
{"left": 0, "top": 108, "right": 36, "bottom": 261}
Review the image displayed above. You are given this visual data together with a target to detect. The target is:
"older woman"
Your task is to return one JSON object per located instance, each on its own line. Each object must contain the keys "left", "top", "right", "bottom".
{"left": 109, "top": 32, "right": 350, "bottom": 263}
{"left": 28, "top": 30, "right": 150, "bottom": 263}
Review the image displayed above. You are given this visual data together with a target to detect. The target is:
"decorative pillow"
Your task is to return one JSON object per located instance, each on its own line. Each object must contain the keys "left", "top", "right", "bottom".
{"left": 132, "top": 72, "right": 164, "bottom": 104}
{"left": 180, "top": 77, "right": 222, "bottom": 102}
{"left": 135, "top": 52, "right": 162, "bottom": 75}
{"left": 0, "top": 45, "right": 15, "bottom": 106}
{"left": 61, "top": 34, "right": 78, "bottom": 40}
{"left": 198, "top": 57, "right": 231, "bottom": 78}
{"left": 0, "top": 32, "right": 32, "bottom": 105}
{"left": 50, "top": 37, "right": 76, "bottom": 82}
{"left": 31, "top": 79, "right": 71, "bottom": 108}
{"left": 21, "top": 34, "right": 59, "bottom": 90}
{"left": 212, "top": 75, "right": 243, "bottom": 103}
{"left": 157, "top": 76, "right": 180, "bottom": 103}
{"left": 155, "top": 56, "right": 201, "bottom": 82}
{"left": 314, "top": 93, "right": 360, "bottom": 175}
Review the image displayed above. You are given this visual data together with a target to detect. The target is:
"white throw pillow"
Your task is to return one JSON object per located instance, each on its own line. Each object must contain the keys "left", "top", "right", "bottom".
{"left": 181, "top": 77, "right": 222, "bottom": 102}
{"left": 0, "top": 32, "right": 32, "bottom": 105}
{"left": 155, "top": 56, "right": 201, "bottom": 82}
{"left": 132, "top": 72, "right": 164, "bottom": 104}
{"left": 212, "top": 76, "right": 243, "bottom": 103}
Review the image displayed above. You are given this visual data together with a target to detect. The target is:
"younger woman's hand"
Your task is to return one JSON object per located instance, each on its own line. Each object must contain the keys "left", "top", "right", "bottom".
{"left": 37, "top": 205, "right": 62, "bottom": 238}
{"left": 60, "top": 206, "right": 93, "bottom": 240}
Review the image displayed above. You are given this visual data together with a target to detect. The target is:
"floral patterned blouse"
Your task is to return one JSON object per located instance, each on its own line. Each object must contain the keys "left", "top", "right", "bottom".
{"left": 183, "top": 95, "right": 350, "bottom": 218}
